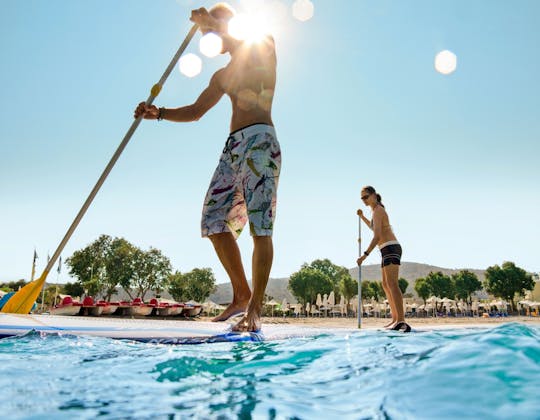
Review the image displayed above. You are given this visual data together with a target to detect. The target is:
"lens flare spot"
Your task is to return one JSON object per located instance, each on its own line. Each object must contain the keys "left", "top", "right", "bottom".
{"left": 199, "top": 33, "right": 223, "bottom": 58}
{"left": 292, "top": 0, "right": 314, "bottom": 22}
{"left": 179, "top": 53, "right": 202, "bottom": 78}
{"left": 434, "top": 50, "right": 457, "bottom": 75}
{"left": 237, "top": 89, "right": 258, "bottom": 111}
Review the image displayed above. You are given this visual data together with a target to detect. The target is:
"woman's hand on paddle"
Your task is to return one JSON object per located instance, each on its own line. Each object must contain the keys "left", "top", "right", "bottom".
{"left": 134, "top": 102, "right": 159, "bottom": 120}
{"left": 357, "top": 255, "right": 367, "bottom": 265}
{"left": 357, "top": 209, "right": 363, "bottom": 217}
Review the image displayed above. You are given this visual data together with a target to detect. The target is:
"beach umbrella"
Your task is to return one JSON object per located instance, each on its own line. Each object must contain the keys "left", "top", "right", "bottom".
{"left": 281, "top": 298, "right": 288, "bottom": 316}
{"left": 328, "top": 291, "right": 335, "bottom": 307}
{"left": 316, "top": 294, "right": 322, "bottom": 308}
{"left": 306, "top": 302, "right": 310, "bottom": 316}
{"left": 266, "top": 299, "right": 280, "bottom": 317}
{"left": 320, "top": 293, "right": 329, "bottom": 316}
{"left": 202, "top": 300, "right": 216, "bottom": 315}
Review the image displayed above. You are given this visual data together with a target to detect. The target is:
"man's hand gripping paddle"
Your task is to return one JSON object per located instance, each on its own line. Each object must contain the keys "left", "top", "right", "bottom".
{"left": 2, "top": 24, "right": 199, "bottom": 314}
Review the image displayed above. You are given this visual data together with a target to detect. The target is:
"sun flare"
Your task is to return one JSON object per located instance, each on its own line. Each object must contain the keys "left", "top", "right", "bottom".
{"left": 228, "top": 13, "right": 270, "bottom": 43}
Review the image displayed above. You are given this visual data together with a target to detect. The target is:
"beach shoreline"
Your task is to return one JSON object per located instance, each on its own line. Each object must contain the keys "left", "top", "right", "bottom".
{"left": 198, "top": 315, "right": 540, "bottom": 329}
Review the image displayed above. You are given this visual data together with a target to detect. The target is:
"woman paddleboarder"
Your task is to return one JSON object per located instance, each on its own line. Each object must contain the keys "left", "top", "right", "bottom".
{"left": 357, "top": 186, "right": 410, "bottom": 332}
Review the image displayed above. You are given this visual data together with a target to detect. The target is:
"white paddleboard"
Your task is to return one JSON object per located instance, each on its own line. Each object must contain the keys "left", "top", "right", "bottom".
{"left": 0, "top": 313, "right": 352, "bottom": 344}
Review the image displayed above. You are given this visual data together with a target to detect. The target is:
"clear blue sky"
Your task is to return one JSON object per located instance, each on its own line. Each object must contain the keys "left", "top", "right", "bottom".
{"left": 1, "top": 0, "right": 539, "bottom": 285}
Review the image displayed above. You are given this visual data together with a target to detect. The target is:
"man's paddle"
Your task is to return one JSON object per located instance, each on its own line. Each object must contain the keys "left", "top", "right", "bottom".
{"left": 2, "top": 24, "right": 199, "bottom": 314}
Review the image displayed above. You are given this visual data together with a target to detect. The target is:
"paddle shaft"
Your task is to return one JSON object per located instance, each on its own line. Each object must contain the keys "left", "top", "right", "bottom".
{"left": 42, "top": 24, "right": 199, "bottom": 276}
{"left": 357, "top": 215, "right": 362, "bottom": 328}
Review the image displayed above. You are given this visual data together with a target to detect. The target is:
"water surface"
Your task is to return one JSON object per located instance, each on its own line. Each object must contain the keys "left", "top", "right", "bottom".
{"left": 1, "top": 323, "right": 539, "bottom": 419}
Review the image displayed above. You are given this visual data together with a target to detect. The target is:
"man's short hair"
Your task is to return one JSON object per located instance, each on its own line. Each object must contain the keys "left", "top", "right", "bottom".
{"left": 209, "top": 2, "right": 235, "bottom": 22}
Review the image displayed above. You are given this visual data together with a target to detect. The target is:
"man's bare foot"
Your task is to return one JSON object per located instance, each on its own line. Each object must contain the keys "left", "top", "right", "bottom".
{"left": 212, "top": 301, "right": 249, "bottom": 322}
{"left": 384, "top": 320, "right": 397, "bottom": 329}
{"left": 231, "top": 312, "right": 261, "bottom": 332}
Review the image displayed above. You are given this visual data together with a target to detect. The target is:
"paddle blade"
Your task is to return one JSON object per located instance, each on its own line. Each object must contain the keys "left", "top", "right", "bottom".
{"left": 1, "top": 272, "right": 48, "bottom": 314}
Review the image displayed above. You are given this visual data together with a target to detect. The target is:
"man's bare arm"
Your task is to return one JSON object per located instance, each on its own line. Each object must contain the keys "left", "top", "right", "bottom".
{"left": 134, "top": 71, "right": 224, "bottom": 122}
{"left": 161, "top": 72, "right": 224, "bottom": 122}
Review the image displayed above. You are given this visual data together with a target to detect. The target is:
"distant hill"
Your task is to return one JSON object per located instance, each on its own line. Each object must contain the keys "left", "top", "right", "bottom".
{"left": 209, "top": 277, "right": 295, "bottom": 305}
{"left": 209, "top": 261, "right": 487, "bottom": 304}
{"left": 349, "top": 261, "right": 486, "bottom": 293}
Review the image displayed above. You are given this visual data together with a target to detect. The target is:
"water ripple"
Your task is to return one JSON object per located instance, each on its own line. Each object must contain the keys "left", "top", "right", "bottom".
{"left": 0, "top": 323, "right": 538, "bottom": 419}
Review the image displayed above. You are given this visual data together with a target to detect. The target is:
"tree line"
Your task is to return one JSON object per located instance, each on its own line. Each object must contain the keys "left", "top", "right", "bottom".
{"left": 2, "top": 240, "right": 535, "bottom": 311}
{"left": 65, "top": 235, "right": 217, "bottom": 303}
{"left": 0, "top": 235, "right": 218, "bottom": 307}
{"left": 287, "top": 259, "right": 535, "bottom": 313}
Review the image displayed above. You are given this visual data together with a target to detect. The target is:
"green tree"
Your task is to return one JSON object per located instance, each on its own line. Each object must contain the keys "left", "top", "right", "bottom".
{"left": 307, "top": 259, "right": 350, "bottom": 297}
{"left": 66, "top": 234, "right": 112, "bottom": 286}
{"left": 168, "top": 268, "right": 217, "bottom": 303}
{"left": 130, "top": 248, "right": 172, "bottom": 300}
{"left": 361, "top": 281, "right": 384, "bottom": 301}
{"left": 83, "top": 276, "right": 103, "bottom": 298}
{"left": 398, "top": 277, "right": 409, "bottom": 295}
{"left": 360, "top": 280, "right": 373, "bottom": 300}
{"left": 167, "top": 271, "right": 187, "bottom": 301}
{"left": 424, "top": 271, "right": 455, "bottom": 311}
{"left": 452, "top": 270, "right": 482, "bottom": 305}
{"left": 414, "top": 277, "right": 430, "bottom": 304}
{"left": 103, "top": 238, "right": 136, "bottom": 301}
{"left": 484, "top": 261, "right": 534, "bottom": 312}
{"left": 288, "top": 267, "right": 333, "bottom": 305}
{"left": 339, "top": 273, "right": 358, "bottom": 312}
{"left": 372, "top": 281, "right": 385, "bottom": 301}
{"left": 62, "top": 282, "right": 84, "bottom": 298}
{"left": 0, "top": 279, "right": 27, "bottom": 292}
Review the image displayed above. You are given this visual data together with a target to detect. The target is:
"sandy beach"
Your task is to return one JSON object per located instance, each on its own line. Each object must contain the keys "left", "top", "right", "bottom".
{"left": 198, "top": 315, "right": 540, "bottom": 330}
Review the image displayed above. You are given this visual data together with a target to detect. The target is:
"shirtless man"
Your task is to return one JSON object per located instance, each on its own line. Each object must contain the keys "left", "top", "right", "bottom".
{"left": 134, "top": 3, "right": 280, "bottom": 332}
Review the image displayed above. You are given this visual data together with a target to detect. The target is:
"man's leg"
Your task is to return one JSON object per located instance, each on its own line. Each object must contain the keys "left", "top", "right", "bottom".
{"left": 209, "top": 232, "right": 251, "bottom": 321}
{"left": 232, "top": 236, "right": 273, "bottom": 332}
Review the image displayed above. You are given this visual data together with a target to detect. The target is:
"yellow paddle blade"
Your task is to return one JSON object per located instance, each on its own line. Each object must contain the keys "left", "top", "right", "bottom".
{"left": 1, "top": 271, "right": 48, "bottom": 314}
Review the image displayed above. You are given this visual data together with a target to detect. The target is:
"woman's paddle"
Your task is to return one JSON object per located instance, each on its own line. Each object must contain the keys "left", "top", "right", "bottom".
{"left": 2, "top": 24, "right": 199, "bottom": 314}
{"left": 357, "top": 214, "right": 362, "bottom": 328}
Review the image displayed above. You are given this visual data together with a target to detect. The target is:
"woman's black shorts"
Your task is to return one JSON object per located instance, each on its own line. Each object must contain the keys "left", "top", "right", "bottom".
{"left": 380, "top": 244, "right": 402, "bottom": 267}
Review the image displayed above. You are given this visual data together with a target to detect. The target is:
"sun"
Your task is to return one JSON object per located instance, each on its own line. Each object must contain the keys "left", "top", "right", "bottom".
{"left": 228, "top": 13, "right": 270, "bottom": 44}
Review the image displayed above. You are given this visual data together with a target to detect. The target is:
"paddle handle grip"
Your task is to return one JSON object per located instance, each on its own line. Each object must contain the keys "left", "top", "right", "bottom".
{"left": 43, "top": 24, "right": 199, "bottom": 275}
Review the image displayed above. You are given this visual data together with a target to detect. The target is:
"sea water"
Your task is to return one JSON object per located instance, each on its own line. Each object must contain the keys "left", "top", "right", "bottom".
{"left": 0, "top": 322, "right": 539, "bottom": 419}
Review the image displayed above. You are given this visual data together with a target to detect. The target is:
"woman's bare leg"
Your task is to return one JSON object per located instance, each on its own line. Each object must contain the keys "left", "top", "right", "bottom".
{"left": 383, "top": 264, "right": 405, "bottom": 326}
{"left": 381, "top": 268, "right": 397, "bottom": 328}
